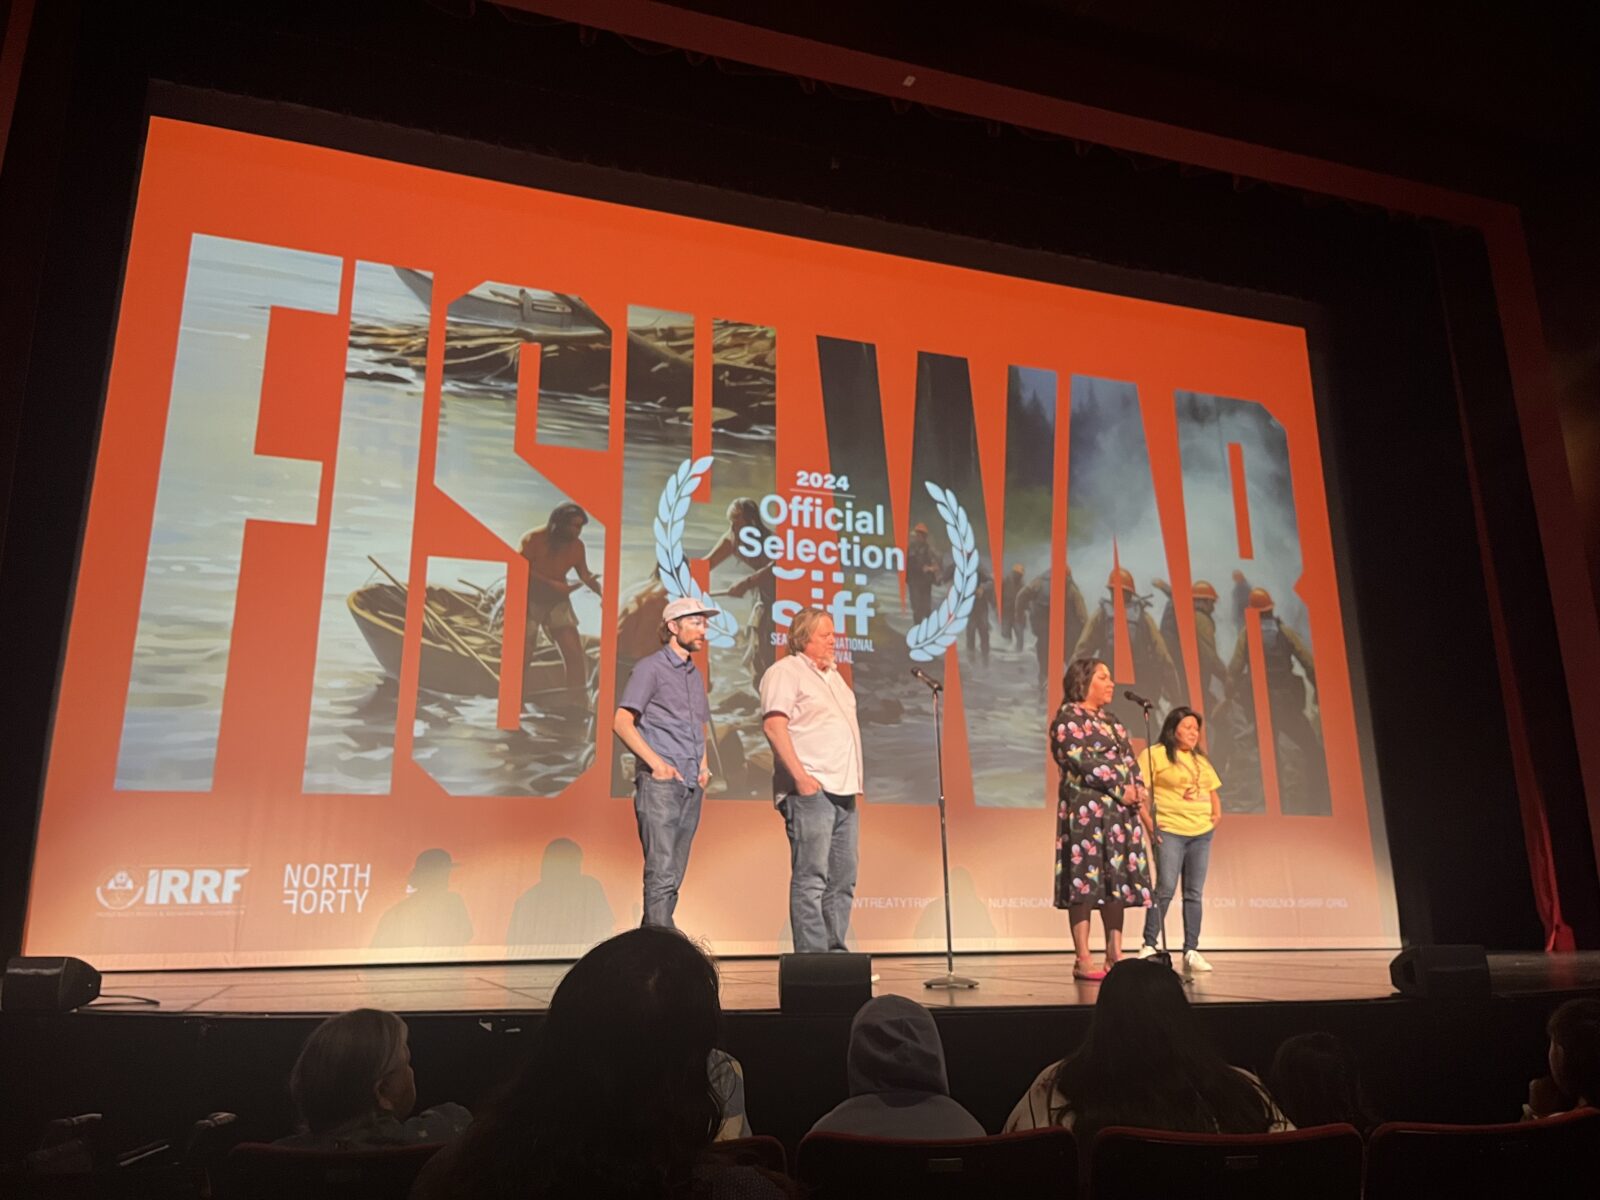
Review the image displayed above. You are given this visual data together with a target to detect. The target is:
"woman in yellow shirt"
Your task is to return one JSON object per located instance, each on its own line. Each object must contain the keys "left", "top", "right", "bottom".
{"left": 1137, "top": 706, "right": 1222, "bottom": 973}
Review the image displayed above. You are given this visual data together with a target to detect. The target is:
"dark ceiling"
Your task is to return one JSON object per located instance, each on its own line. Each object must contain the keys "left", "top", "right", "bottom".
{"left": 642, "top": 0, "right": 1599, "bottom": 196}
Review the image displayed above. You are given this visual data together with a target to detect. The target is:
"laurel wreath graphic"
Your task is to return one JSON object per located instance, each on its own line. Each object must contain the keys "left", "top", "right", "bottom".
{"left": 654, "top": 456, "right": 739, "bottom": 649}
{"left": 906, "top": 480, "right": 977, "bottom": 662}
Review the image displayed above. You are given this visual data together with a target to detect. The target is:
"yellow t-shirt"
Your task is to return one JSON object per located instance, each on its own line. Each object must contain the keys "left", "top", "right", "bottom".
{"left": 1139, "top": 744, "right": 1222, "bottom": 836}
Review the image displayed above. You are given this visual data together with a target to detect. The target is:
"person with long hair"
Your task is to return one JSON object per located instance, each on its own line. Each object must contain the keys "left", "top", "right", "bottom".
{"left": 1051, "top": 658, "right": 1154, "bottom": 980}
{"left": 1004, "top": 959, "right": 1290, "bottom": 1140}
{"left": 1267, "top": 1033, "right": 1379, "bottom": 1134}
{"left": 1137, "top": 705, "right": 1223, "bottom": 973}
{"left": 415, "top": 927, "right": 789, "bottom": 1200}
{"left": 278, "top": 1008, "right": 471, "bottom": 1150}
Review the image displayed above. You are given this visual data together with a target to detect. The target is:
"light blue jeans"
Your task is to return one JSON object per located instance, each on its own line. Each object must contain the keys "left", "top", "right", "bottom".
{"left": 634, "top": 773, "right": 703, "bottom": 929}
{"left": 783, "top": 789, "right": 859, "bottom": 952}
{"left": 1142, "top": 828, "right": 1213, "bottom": 953}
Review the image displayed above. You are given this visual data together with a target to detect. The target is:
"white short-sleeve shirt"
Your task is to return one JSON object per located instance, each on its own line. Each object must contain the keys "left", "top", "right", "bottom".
{"left": 758, "top": 651, "right": 864, "bottom": 802}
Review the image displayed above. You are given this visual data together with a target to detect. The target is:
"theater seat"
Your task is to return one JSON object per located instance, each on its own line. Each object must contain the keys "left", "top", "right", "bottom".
{"left": 1364, "top": 1108, "right": 1600, "bottom": 1200}
{"left": 219, "top": 1141, "right": 441, "bottom": 1200}
{"left": 702, "top": 1134, "right": 789, "bottom": 1176}
{"left": 796, "top": 1127, "right": 1076, "bottom": 1200}
{"left": 1089, "top": 1123, "right": 1362, "bottom": 1200}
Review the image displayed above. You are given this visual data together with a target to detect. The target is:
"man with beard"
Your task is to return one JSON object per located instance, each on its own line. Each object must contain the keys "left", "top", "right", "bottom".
{"left": 612, "top": 596, "right": 718, "bottom": 929}
{"left": 520, "top": 502, "right": 603, "bottom": 708}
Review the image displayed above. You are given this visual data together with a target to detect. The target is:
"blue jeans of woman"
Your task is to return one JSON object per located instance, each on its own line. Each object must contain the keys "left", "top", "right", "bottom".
{"left": 1142, "top": 828, "right": 1213, "bottom": 952}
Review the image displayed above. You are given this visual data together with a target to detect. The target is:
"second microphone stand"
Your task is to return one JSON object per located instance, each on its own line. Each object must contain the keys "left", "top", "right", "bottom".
{"left": 920, "top": 673, "right": 978, "bottom": 990}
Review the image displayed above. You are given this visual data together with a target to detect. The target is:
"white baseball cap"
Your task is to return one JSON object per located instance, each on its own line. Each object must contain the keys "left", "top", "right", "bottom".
{"left": 663, "top": 596, "right": 721, "bottom": 622}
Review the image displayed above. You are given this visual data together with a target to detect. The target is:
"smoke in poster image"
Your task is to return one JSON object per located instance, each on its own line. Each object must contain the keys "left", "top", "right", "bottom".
{"left": 1173, "top": 389, "right": 1330, "bottom": 816}
{"left": 1064, "top": 378, "right": 1330, "bottom": 815}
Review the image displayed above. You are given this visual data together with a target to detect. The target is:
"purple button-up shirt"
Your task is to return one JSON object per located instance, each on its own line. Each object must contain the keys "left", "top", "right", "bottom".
{"left": 618, "top": 644, "right": 711, "bottom": 776}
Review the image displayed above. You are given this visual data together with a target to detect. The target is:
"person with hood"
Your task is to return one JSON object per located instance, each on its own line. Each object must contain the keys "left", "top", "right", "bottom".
{"left": 809, "top": 996, "right": 984, "bottom": 1139}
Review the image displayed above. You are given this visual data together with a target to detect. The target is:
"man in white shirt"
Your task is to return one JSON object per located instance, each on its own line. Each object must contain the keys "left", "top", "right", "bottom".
{"left": 759, "top": 608, "right": 865, "bottom": 953}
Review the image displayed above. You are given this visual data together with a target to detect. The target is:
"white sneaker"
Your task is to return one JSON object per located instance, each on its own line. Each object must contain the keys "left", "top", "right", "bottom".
{"left": 1184, "top": 950, "right": 1213, "bottom": 973}
{"left": 1136, "top": 945, "right": 1160, "bottom": 960}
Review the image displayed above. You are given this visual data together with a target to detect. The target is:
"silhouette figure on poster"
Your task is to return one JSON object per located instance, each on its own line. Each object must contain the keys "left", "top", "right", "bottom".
{"left": 507, "top": 838, "right": 615, "bottom": 955}
{"left": 370, "top": 849, "right": 473, "bottom": 949}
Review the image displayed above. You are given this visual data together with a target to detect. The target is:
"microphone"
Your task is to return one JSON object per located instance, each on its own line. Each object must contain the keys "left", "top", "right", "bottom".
{"left": 1124, "top": 689, "right": 1154, "bottom": 709}
{"left": 910, "top": 667, "right": 944, "bottom": 693}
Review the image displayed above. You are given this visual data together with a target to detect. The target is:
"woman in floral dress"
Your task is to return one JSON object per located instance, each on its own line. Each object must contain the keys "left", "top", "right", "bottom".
{"left": 1050, "top": 657, "right": 1154, "bottom": 980}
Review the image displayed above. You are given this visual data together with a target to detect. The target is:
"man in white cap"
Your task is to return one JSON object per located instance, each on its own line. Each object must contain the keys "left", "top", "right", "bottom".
{"left": 612, "top": 596, "right": 719, "bottom": 929}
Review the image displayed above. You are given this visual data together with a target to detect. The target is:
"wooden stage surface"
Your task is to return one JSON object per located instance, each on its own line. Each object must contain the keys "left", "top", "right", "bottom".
{"left": 85, "top": 950, "right": 1600, "bottom": 1017}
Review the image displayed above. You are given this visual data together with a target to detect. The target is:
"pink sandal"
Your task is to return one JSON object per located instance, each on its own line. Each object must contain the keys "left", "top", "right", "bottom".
{"left": 1072, "top": 965, "right": 1108, "bottom": 981}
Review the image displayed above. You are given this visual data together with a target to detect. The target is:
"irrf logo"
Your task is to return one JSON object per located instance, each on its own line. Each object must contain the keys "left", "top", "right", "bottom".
{"left": 95, "top": 867, "right": 249, "bottom": 910}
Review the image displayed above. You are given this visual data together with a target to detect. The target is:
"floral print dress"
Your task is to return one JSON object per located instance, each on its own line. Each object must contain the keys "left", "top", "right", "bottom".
{"left": 1050, "top": 702, "right": 1153, "bottom": 909}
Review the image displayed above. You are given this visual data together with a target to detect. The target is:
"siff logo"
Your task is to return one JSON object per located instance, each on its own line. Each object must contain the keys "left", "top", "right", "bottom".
{"left": 96, "top": 866, "right": 249, "bottom": 911}
{"left": 755, "top": 490, "right": 895, "bottom": 639}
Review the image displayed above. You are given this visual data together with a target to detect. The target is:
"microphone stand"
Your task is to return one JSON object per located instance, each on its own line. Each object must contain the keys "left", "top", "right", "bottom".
{"left": 1134, "top": 696, "right": 1177, "bottom": 974}
{"left": 919, "top": 673, "right": 977, "bottom": 990}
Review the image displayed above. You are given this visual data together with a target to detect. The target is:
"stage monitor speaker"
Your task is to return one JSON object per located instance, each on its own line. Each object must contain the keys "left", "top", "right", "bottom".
{"left": 3, "top": 956, "right": 102, "bottom": 1013}
{"left": 1389, "top": 944, "right": 1489, "bottom": 999}
{"left": 778, "top": 952, "right": 871, "bottom": 1016}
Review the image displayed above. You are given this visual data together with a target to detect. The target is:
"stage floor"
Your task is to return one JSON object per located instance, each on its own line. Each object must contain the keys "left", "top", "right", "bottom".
{"left": 86, "top": 950, "right": 1600, "bottom": 1017}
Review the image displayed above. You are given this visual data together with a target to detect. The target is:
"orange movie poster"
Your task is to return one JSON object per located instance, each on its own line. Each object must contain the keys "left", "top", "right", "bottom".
{"left": 23, "top": 117, "right": 1396, "bottom": 968}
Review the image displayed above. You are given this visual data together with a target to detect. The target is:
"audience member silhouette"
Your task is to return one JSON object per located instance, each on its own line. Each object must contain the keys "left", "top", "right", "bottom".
{"left": 278, "top": 1008, "right": 471, "bottom": 1150}
{"left": 413, "top": 927, "right": 792, "bottom": 1199}
{"left": 1527, "top": 997, "right": 1600, "bottom": 1119}
{"left": 810, "top": 996, "right": 984, "bottom": 1139}
{"left": 1267, "top": 1032, "right": 1379, "bottom": 1133}
{"left": 1004, "top": 959, "right": 1290, "bottom": 1142}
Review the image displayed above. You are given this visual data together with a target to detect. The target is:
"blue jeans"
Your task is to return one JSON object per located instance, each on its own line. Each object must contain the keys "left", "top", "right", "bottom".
{"left": 1142, "top": 828, "right": 1213, "bottom": 952}
{"left": 634, "top": 773, "right": 702, "bottom": 929}
{"left": 783, "top": 789, "right": 859, "bottom": 952}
